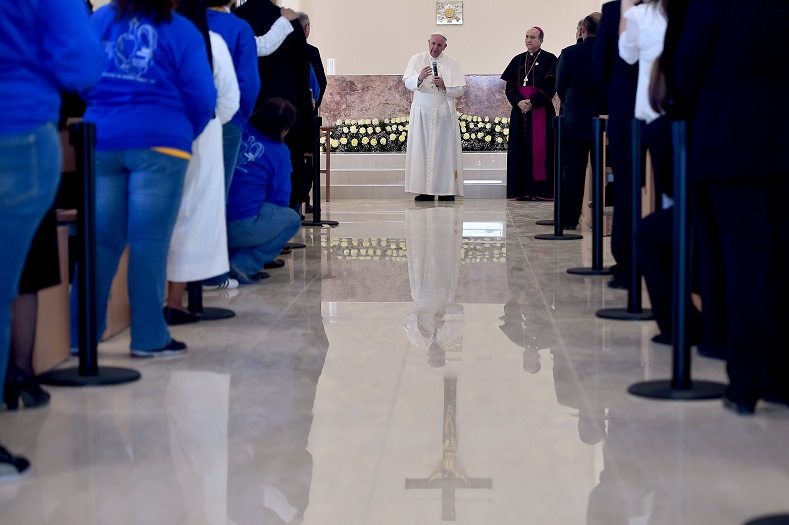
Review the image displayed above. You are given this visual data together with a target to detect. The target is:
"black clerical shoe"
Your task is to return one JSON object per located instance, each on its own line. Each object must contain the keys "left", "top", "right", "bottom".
{"left": 437, "top": 195, "right": 455, "bottom": 202}
{"left": 414, "top": 194, "right": 435, "bottom": 202}
{"left": 607, "top": 278, "right": 627, "bottom": 290}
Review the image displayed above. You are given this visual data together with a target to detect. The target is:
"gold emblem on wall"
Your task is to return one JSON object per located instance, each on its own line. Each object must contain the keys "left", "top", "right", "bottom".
{"left": 436, "top": 2, "right": 463, "bottom": 24}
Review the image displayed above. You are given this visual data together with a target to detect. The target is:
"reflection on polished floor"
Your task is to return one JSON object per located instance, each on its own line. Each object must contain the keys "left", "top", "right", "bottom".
{"left": 1, "top": 199, "right": 788, "bottom": 525}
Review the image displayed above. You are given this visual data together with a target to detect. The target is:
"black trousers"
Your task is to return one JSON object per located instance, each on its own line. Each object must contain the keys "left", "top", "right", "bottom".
{"left": 700, "top": 176, "right": 789, "bottom": 404}
{"left": 561, "top": 138, "right": 592, "bottom": 228}
{"left": 608, "top": 138, "right": 632, "bottom": 280}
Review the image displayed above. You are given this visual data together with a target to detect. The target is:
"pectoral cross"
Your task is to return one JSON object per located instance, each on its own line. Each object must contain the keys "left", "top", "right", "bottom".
{"left": 405, "top": 378, "right": 492, "bottom": 521}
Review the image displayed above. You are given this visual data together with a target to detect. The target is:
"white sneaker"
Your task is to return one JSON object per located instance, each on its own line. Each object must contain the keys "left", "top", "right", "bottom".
{"left": 203, "top": 277, "right": 239, "bottom": 291}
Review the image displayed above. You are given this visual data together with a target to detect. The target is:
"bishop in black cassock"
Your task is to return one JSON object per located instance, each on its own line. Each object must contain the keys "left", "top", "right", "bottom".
{"left": 501, "top": 27, "right": 557, "bottom": 201}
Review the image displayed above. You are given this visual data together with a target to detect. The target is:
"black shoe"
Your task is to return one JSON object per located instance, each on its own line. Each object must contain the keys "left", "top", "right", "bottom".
{"left": 722, "top": 395, "right": 756, "bottom": 415}
{"left": 257, "top": 271, "right": 270, "bottom": 280}
{"left": 3, "top": 365, "right": 50, "bottom": 410}
{"left": 263, "top": 259, "right": 285, "bottom": 269}
{"left": 651, "top": 333, "right": 671, "bottom": 345}
{"left": 305, "top": 204, "right": 314, "bottom": 214}
{"left": 437, "top": 195, "right": 455, "bottom": 202}
{"left": 515, "top": 196, "right": 535, "bottom": 202}
{"left": 131, "top": 339, "right": 187, "bottom": 358}
{"left": 607, "top": 278, "right": 627, "bottom": 290}
{"left": 163, "top": 306, "right": 200, "bottom": 326}
{"left": 563, "top": 224, "right": 578, "bottom": 231}
{"left": 0, "top": 445, "right": 30, "bottom": 482}
{"left": 414, "top": 194, "right": 435, "bottom": 202}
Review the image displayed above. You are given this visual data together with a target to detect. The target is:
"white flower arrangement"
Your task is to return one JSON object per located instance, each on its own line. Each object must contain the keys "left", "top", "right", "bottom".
{"left": 324, "top": 113, "right": 510, "bottom": 152}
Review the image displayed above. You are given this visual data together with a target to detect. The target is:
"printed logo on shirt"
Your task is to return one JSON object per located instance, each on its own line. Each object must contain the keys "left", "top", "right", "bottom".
{"left": 236, "top": 134, "right": 265, "bottom": 172}
{"left": 103, "top": 18, "right": 158, "bottom": 83}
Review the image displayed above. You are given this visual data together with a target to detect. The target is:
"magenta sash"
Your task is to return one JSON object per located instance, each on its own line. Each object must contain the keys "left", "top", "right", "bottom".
{"left": 519, "top": 86, "right": 547, "bottom": 181}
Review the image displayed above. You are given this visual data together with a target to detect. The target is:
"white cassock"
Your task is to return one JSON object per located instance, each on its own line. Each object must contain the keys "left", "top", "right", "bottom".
{"left": 167, "top": 32, "right": 240, "bottom": 282}
{"left": 403, "top": 51, "right": 466, "bottom": 196}
{"left": 403, "top": 206, "right": 465, "bottom": 349}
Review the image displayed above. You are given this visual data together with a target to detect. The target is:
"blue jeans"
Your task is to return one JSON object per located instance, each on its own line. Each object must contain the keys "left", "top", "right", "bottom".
{"left": 227, "top": 202, "right": 300, "bottom": 283}
{"left": 0, "top": 123, "right": 61, "bottom": 395}
{"left": 222, "top": 122, "right": 243, "bottom": 199}
{"left": 70, "top": 149, "right": 188, "bottom": 351}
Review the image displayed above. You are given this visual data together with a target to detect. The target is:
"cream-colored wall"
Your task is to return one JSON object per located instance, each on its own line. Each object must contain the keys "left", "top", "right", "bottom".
{"left": 300, "top": 0, "right": 603, "bottom": 75}
{"left": 95, "top": 0, "right": 602, "bottom": 75}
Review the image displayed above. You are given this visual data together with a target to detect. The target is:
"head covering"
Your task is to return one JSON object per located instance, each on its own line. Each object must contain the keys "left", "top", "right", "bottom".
{"left": 531, "top": 26, "right": 545, "bottom": 39}
{"left": 430, "top": 31, "right": 448, "bottom": 42}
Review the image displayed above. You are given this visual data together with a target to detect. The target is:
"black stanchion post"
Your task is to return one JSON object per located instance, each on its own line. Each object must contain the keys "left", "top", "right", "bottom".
{"left": 596, "top": 119, "right": 653, "bottom": 320}
{"left": 628, "top": 120, "right": 725, "bottom": 400}
{"left": 39, "top": 122, "right": 140, "bottom": 387}
{"left": 302, "top": 116, "right": 339, "bottom": 228}
{"left": 535, "top": 116, "right": 582, "bottom": 241}
{"left": 568, "top": 117, "right": 612, "bottom": 275}
{"left": 186, "top": 280, "right": 234, "bottom": 321}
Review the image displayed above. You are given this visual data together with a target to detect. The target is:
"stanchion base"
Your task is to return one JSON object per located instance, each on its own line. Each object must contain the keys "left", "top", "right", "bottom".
{"left": 196, "top": 307, "right": 236, "bottom": 321}
{"left": 743, "top": 515, "right": 789, "bottom": 525}
{"left": 535, "top": 219, "right": 554, "bottom": 226}
{"left": 302, "top": 220, "right": 339, "bottom": 227}
{"left": 38, "top": 366, "right": 141, "bottom": 387}
{"left": 596, "top": 307, "right": 654, "bottom": 321}
{"left": 567, "top": 266, "right": 613, "bottom": 276}
{"left": 534, "top": 233, "right": 583, "bottom": 241}
{"left": 628, "top": 379, "right": 726, "bottom": 400}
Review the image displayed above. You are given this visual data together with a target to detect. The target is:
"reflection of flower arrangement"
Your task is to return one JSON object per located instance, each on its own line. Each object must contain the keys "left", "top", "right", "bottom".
{"left": 322, "top": 236, "right": 506, "bottom": 263}
{"left": 321, "top": 114, "right": 509, "bottom": 153}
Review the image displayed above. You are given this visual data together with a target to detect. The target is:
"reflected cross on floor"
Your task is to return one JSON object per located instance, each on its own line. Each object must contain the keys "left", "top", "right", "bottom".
{"left": 405, "top": 378, "right": 493, "bottom": 521}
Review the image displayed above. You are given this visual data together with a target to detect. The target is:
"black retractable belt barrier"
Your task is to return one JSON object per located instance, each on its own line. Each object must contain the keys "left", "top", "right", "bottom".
{"left": 39, "top": 122, "right": 140, "bottom": 386}
{"left": 627, "top": 120, "right": 725, "bottom": 400}
{"left": 535, "top": 116, "right": 582, "bottom": 241}
{"left": 596, "top": 119, "right": 653, "bottom": 320}
{"left": 567, "top": 117, "right": 612, "bottom": 275}
{"left": 302, "top": 116, "right": 339, "bottom": 228}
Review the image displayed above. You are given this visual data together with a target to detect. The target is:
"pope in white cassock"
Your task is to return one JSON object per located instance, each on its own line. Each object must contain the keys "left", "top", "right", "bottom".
{"left": 403, "top": 32, "right": 466, "bottom": 202}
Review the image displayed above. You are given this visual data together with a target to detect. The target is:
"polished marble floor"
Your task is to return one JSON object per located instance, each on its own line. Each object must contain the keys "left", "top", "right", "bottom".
{"left": 1, "top": 199, "right": 788, "bottom": 525}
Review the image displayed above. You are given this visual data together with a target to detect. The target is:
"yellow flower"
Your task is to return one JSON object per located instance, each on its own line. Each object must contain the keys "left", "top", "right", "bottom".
{"left": 372, "top": 118, "right": 379, "bottom": 125}
{"left": 336, "top": 119, "right": 343, "bottom": 125}
{"left": 359, "top": 127, "right": 366, "bottom": 134}
{"left": 380, "top": 138, "right": 387, "bottom": 145}
{"left": 344, "top": 119, "right": 351, "bottom": 125}
{"left": 362, "top": 136, "right": 369, "bottom": 144}
{"left": 350, "top": 125, "right": 357, "bottom": 132}
{"left": 343, "top": 126, "right": 349, "bottom": 133}
{"left": 463, "top": 133, "right": 470, "bottom": 139}
{"left": 340, "top": 137, "right": 348, "bottom": 144}
{"left": 367, "top": 127, "right": 373, "bottom": 134}
{"left": 485, "top": 135, "right": 492, "bottom": 142}
{"left": 330, "top": 139, "right": 339, "bottom": 148}
{"left": 398, "top": 134, "right": 406, "bottom": 142}
{"left": 486, "top": 123, "right": 491, "bottom": 129}
{"left": 390, "top": 133, "right": 397, "bottom": 140}
{"left": 370, "top": 138, "right": 377, "bottom": 146}
{"left": 496, "top": 137, "right": 503, "bottom": 143}
{"left": 375, "top": 127, "right": 381, "bottom": 133}
{"left": 477, "top": 132, "right": 484, "bottom": 138}
{"left": 484, "top": 116, "right": 490, "bottom": 122}
{"left": 351, "top": 138, "right": 358, "bottom": 146}
{"left": 319, "top": 136, "right": 326, "bottom": 143}
{"left": 503, "top": 128, "right": 509, "bottom": 136}
{"left": 495, "top": 117, "right": 501, "bottom": 123}
{"left": 495, "top": 125, "right": 502, "bottom": 132}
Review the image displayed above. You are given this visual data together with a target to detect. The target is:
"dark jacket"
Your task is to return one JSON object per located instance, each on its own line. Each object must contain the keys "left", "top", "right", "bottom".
{"left": 306, "top": 43, "right": 327, "bottom": 109}
{"left": 557, "top": 36, "right": 608, "bottom": 141}
{"left": 592, "top": 0, "right": 638, "bottom": 142}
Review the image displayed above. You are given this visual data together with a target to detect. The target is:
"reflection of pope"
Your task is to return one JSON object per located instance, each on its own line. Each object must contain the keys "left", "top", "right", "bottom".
{"left": 403, "top": 206, "right": 464, "bottom": 356}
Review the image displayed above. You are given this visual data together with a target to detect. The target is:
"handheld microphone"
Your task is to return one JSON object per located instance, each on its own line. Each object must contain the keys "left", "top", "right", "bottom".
{"left": 432, "top": 61, "right": 438, "bottom": 78}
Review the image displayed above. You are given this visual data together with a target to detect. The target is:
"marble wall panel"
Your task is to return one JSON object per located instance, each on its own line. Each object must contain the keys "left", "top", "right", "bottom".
{"left": 321, "top": 75, "right": 513, "bottom": 124}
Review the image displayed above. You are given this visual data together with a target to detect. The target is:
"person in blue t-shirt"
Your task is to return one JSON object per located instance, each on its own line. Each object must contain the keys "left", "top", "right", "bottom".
{"left": 70, "top": 0, "right": 217, "bottom": 358}
{"left": 226, "top": 98, "right": 302, "bottom": 284}
{"left": 0, "top": 0, "right": 104, "bottom": 482}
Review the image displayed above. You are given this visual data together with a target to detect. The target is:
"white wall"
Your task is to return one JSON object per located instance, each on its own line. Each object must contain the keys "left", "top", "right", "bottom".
{"left": 94, "top": 0, "right": 602, "bottom": 75}
{"left": 301, "top": 0, "right": 603, "bottom": 75}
